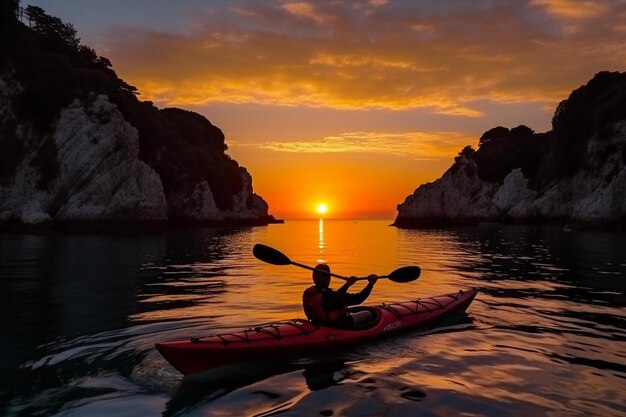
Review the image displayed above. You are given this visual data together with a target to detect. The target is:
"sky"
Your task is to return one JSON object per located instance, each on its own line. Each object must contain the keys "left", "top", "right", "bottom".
{"left": 27, "top": 0, "right": 626, "bottom": 219}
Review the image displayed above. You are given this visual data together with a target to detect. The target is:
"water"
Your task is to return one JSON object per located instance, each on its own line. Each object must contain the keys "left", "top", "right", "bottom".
{"left": 1, "top": 220, "right": 625, "bottom": 416}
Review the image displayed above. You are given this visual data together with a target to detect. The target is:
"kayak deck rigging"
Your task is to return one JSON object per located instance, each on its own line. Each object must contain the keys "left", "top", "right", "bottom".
{"left": 189, "top": 320, "right": 320, "bottom": 345}
{"left": 379, "top": 289, "right": 464, "bottom": 317}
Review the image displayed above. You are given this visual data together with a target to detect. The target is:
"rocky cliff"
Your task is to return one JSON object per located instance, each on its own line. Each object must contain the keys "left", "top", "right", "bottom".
{"left": 0, "top": 6, "right": 275, "bottom": 231}
{"left": 395, "top": 72, "right": 626, "bottom": 229}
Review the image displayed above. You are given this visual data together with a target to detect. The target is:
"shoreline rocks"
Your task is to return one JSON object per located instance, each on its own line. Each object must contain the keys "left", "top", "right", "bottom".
{"left": 395, "top": 73, "right": 626, "bottom": 231}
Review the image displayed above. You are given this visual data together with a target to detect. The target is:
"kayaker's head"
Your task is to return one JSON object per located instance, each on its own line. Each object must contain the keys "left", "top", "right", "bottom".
{"left": 312, "top": 264, "right": 331, "bottom": 288}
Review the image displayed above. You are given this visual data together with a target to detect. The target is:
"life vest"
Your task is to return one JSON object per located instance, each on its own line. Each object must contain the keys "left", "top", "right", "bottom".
{"left": 302, "top": 286, "right": 344, "bottom": 323}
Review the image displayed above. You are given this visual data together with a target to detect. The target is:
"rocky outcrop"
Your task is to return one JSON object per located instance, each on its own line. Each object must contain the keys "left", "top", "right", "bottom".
{"left": 164, "top": 167, "right": 271, "bottom": 223}
{"left": 0, "top": 7, "right": 277, "bottom": 232}
{"left": 127, "top": 106, "right": 275, "bottom": 226}
{"left": 395, "top": 72, "right": 626, "bottom": 229}
{"left": 0, "top": 76, "right": 166, "bottom": 230}
{"left": 395, "top": 157, "right": 499, "bottom": 225}
{"left": 0, "top": 72, "right": 275, "bottom": 231}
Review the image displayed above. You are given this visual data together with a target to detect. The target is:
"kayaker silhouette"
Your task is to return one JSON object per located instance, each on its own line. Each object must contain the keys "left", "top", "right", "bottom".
{"left": 302, "top": 263, "right": 378, "bottom": 326}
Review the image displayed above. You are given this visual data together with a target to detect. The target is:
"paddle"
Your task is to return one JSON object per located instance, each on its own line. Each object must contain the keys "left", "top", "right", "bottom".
{"left": 252, "top": 243, "right": 420, "bottom": 283}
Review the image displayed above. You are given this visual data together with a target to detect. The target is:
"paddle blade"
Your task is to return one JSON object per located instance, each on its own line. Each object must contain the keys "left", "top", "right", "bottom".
{"left": 388, "top": 266, "right": 421, "bottom": 283}
{"left": 253, "top": 244, "right": 292, "bottom": 265}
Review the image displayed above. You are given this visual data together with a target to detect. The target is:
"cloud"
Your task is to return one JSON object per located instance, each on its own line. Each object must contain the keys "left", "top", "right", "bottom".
{"left": 530, "top": 0, "right": 607, "bottom": 18}
{"left": 368, "top": 0, "right": 389, "bottom": 7}
{"left": 102, "top": 1, "right": 626, "bottom": 113}
{"left": 281, "top": 2, "right": 335, "bottom": 24}
{"left": 255, "top": 131, "right": 472, "bottom": 159}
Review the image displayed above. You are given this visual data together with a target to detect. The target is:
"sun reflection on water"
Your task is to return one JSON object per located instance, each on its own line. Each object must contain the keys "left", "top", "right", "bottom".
{"left": 317, "top": 218, "right": 325, "bottom": 263}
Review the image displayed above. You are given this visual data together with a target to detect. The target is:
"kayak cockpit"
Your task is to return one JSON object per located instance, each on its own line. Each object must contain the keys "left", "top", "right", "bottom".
{"left": 312, "top": 306, "right": 382, "bottom": 331}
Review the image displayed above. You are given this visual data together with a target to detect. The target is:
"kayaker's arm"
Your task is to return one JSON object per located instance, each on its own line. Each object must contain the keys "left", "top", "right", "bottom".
{"left": 337, "top": 276, "right": 358, "bottom": 293}
{"left": 347, "top": 275, "right": 378, "bottom": 305}
{"left": 326, "top": 275, "right": 378, "bottom": 308}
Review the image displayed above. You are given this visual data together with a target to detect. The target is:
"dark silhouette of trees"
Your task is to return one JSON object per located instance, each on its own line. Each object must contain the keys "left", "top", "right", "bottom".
{"left": 510, "top": 125, "right": 534, "bottom": 137}
{"left": 552, "top": 71, "right": 626, "bottom": 136}
{"left": 549, "top": 71, "right": 626, "bottom": 177}
{"left": 7, "top": 5, "right": 138, "bottom": 132}
{"left": 478, "top": 125, "right": 535, "bottom": 148}
{"left": 24, "top": 5, "right": 80, "bottom": 48}
{"left": 478, "top": 126, "right": 509, "bottom": 147}
{"left": 457, "top": 124, "right": 545, "bottom": 184}
{"left": 448, "top": 72, "right": 626, "bottom": 189}
{"left": 455, "top": 145, "right": 475, "bottom": 161}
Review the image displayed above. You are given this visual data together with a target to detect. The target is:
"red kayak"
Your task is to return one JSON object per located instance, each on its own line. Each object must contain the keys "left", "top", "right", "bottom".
{"left": 156, "top": 288, "right": 478, "bottom": 375}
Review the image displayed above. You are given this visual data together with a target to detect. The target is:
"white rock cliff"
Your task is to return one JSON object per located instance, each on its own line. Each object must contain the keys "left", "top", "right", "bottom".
{"left": 395, "top": 122, "right": 626, "bottom": 228}
{"left": 0, "top": 73, "right": 273, "bottom": 230}
{"left": 0, "top": 88, "right": 167, "bottom": 226}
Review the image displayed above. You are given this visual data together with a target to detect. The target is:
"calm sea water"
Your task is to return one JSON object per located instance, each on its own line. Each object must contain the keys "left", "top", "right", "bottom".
{"left": 1, "top": 220, "right": 625, "bottom": 416}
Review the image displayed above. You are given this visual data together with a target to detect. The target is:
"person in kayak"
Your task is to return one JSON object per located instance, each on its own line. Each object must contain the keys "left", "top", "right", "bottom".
{"left": 302, "top": 263, "right": 378, "bottom": 327}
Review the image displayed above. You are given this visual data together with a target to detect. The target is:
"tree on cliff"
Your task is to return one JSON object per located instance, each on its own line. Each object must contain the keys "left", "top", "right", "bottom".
{"left": 478, "top": 125, "right": 535, "bottom": 148}
{"left": 478, "top": 126, "right": 509, "bottom": 147}
{"left": 24, "top": 5, "right": 80, "bottom": 49}
{"left": 455, "top": 145, "right": 475, "bottom": 161}
{"left": 550, "top": 71, "right": 626, "bottom": 177}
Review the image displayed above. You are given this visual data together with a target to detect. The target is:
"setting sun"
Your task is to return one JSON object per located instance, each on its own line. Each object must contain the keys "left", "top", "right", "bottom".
{"left": 316, "top": 203, "right": 328, "bottom": 215}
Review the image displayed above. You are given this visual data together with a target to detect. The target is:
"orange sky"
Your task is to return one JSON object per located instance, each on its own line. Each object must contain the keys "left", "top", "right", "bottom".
{"left": 31, "top": 0, "right": 626, "bottom": 219}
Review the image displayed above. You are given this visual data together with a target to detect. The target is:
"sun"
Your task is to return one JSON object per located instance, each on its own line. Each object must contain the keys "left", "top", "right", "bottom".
{"left": 316, "top": 203, "right": 328, "bottom": 215}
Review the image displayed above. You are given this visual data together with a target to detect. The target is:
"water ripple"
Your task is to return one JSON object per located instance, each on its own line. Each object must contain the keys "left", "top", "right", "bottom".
{"left": 1, "top": 222, "right": 625, "bottom": 416}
